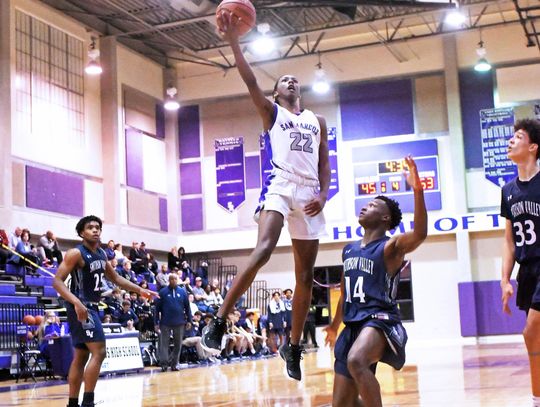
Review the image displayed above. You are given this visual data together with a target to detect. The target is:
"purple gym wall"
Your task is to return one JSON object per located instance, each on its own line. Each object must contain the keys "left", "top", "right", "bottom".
{"left": 458, "top": 280, "right": 525, "bottom": 336}
{"left": 459, "top": 69, "right": 495, "bottom": 169}
{"left": 26, "top": 165, "right": 84, "bottom": 217}
{"left": 159, "top": 197, "right": 168, "bottom": 232}
{"left": 245, "top": 155, "right": 261, "bottom": 189}
{"left": 181, "top": 198, "right": 203, "bottom": 232}
{"left": 178, "top": 105, "right": 201, "bottom": 159}
{"left": 125, "top": 128, "right": 144, "bottom": 189}
{"left": 339, "top": 79, "right": 414, "bottom": 140}
{"left": 179, "top": 162, "right": 202, "bottom": 195}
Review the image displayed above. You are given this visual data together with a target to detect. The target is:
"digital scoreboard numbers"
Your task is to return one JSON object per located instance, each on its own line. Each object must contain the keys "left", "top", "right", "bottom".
{"left": 352, "top": 140, "right": 441, "bottom": 214}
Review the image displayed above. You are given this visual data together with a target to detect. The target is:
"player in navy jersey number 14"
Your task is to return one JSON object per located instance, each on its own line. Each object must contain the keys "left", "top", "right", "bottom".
{"left": 324, "top": 156, "right": 427, "bottom": 407}
{"left": 52, "top": 216, "right": 158, "bottom": 407}
{"left": 500, "top": 119, "right": 540, "bottom": 407}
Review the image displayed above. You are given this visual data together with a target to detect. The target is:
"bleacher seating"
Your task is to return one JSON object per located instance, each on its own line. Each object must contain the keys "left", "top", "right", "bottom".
{"left": 0, "top": 296, "right": 37, "bottom": 305}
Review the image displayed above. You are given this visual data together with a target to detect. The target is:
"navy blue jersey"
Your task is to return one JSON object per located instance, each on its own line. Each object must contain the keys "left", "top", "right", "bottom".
{"left": 70, "top": 244, "right": 107, "bottom": 303}
{"left": 283, "top": 298, "right": 293, "bottom": 325}
{"left": 342, "top": 237, "right": 400, "bottom": 323}
{"left": 501, "top": 172, "right": 540, "bottom": 264}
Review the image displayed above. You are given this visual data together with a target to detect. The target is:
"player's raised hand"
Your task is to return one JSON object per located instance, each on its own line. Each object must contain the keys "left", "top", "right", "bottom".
{"left": 501, "top": 281, "right": 514, "bottom": 315}
{"left": 140, "top": 288, "right": 159, "bottom": 300}
{"left": 403, "top": 155, "right": 422, "bottom": 191}
{"left": 216, "top": 10, "right": 241, "bottom": 43}
{"left": 323, "top": 325, "right": 338, "bottom": 348}
{"left": 304, "top": 196, "right": 326, "bottom": 217}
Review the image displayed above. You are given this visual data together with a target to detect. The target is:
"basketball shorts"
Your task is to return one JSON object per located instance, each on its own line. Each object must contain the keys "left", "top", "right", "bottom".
{"left": 516, "top": 260, "right": 540, "bottom": 312}
{"left": 334, "top": 317, "right": 408, "bottom": 379}
{"left": 254, "top": 169, "right": 326, "bottom": 240}
{"left": 66, "top": 303, "right": 106, "bottom": 348}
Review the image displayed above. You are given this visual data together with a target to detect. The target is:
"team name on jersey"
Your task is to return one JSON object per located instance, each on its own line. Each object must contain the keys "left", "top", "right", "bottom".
{"left": 89, "top": 259, "right": 106, "bottom": 272}
{"left": 510, "top": 200, "right": 540, "bottom": 218}
{"left": 279, "top": 120, "right": 319, "bottom": 136}
{"left": 344, "top": 256, "right": 374, "bottom": 275}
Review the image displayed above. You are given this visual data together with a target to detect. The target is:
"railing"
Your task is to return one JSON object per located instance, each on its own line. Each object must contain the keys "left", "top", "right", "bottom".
{"left": 0, "top": 304, "right": 45, "bottom": 350}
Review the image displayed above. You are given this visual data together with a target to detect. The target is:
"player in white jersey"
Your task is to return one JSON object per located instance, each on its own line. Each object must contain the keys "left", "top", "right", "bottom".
{"left": 202, "top": 11, "right": 330, "bottom": 381}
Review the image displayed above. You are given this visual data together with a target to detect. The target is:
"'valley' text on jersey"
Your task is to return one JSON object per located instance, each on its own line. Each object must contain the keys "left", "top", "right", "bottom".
{"left": 342, "top": 237, "right": 401, "bottom": 323}
{"left": 70, "top": 244, "right": 107, "bottom": 303}
{"left": 501, "top": 171, "right": 540, "bottom": 263}
{"left": 261, "top": 103, "right": 321, "bottom": 181}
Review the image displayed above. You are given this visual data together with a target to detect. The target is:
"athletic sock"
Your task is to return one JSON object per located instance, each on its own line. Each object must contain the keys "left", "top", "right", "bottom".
{"left": 533, "top": 395, "right": 540, "bottom": 407}
{"left": 67, "top": 397, "right": 79, "bottom": 407}
{"left": 82, "top": 392, "right": 94, "bottom": 405}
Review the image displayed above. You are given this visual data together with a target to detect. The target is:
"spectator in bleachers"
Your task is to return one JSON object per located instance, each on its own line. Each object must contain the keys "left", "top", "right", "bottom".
{"left": 136, "top": 294, "right": 154, "bottom": 333}
{"left": 37, "top": 310, "right": 62, "bottom": 359}
{"left": 0, "top": 229, "right": 9, "bottom": 268}
{"left": 256, "top": 314, "right": 271, "bottom": 354}
{"left": 207, "top": 285, "right": 224, "bottom": 310}
{"left": 113, "top": 243, "right": 125, "bottom": 265}
{"left": 10, "top": 228, "right": 40, "bottom": 276}
{"left": 155, "top": 264, "right": 169, "bottom": 291}
{"left": 8, "top": 227, "right": 22, "bottom": 249}
{"left": 104, "top": 240, "right": 115, "bottom": 261}
{"left": 155, "top": 273, "right": 192, "bottom": 372}
{"left": 102, "top": 314, "right": 112, "bottom": 324}
{"left": 192, "top": 277, "right": 209, "bottom": 312}
{"left": 195, "top": 261, "right": 209, "bottom": 288}
{"left": 123, "top": 320, "right": 136, "bottom": 332}
{"left": 182, "top": 312, "right": 216, "bottom": 363}
{"left": 187, "top": 293, "right": 199, "bottom": 317}
{"left": 180, "top": 261, "right": 195, "bottom": 285}
{"left": 267, "top": 291, "right": 286, "bottom": 353}
{"left": 37, "top": 230, "right": 63, "bottom": 265}
{"left": 104, "top": 288, "right": 123, "bottom": 316}
{"left": 178, "top": 246, "right": 188, "bottom": 264}
{"left": 244, "top": 312, "right": 266, "bottom": 352}
{"left": 167, "top": 247, "right": 181, "bottom": 271}
{"left": 147, "top": 253, "right": 158, "bottom": 278}
{"left": 283, "top": 289, "right": 293, "bottom": 342}
{"left": 223, "top": 274, "right": 245, "bottom": 309}
{"left": 115, "top": 300, "right": 139, "bottom": 328}
{"left": 119, "top": 260, "right": 137, "bottom": 283}
{"left": 129, "top": 242, "right": 146, "bottom": 275}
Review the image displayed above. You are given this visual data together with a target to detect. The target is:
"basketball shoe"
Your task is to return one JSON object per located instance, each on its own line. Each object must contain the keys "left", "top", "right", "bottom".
{"left": 201, "top": 316, "right": 227, "bottom": 354}
{"left": 279, "top": 342, "right": 305, "bottom": 381}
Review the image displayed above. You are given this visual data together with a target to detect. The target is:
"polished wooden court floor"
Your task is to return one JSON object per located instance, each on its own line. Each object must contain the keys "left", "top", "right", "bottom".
{"left": 0, "top": 342, "right": 531, "bottom": 406}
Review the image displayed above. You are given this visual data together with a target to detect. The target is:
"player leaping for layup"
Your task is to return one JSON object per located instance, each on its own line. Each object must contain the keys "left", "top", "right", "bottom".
{"left": 324, "top": 156, "right": 427, "bottom": 407}
{"left": 202, "top": 10, "right": 330, "bottom": 381}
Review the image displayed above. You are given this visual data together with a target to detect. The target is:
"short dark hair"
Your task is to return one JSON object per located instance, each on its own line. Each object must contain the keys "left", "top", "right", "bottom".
{"left": 122, "top": 300, "right": 131, "bottom": 306}
{"left": 272, "top": 291, "right": 281, "bottom": 297}
{"left": 246, "top": 311, "right": 254, "bottom": 318}
{"left": 75, "top": 215, "right": 102, "bottom": 238}
{"left": 283, "top": 289, "right": 292, "bottom": 295}
{"left": 375, "top": 195, "right": 402, "bottom": 230}
{"left": 514, "top": 118, "right": 540, "bottom": 159}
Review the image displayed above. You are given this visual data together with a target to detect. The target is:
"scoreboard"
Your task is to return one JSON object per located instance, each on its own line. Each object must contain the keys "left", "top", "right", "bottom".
{"left": 353, "top": 139, "right": 441, "bottom": 214}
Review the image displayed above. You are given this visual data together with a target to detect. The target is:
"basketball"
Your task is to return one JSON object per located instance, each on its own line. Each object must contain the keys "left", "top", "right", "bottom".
{"left": 216, "top": 0, "right": 256, "bottom": 37}
{"left": 34, "top": 315, "right": 43, "bottom": 325}
{"left": 22, "top": 315, "right": 35, "bottom": 325}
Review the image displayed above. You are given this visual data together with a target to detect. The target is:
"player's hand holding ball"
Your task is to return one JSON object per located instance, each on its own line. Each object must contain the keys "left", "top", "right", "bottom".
{"left": 216, "top": 0, "right": 256, "bottom": 41}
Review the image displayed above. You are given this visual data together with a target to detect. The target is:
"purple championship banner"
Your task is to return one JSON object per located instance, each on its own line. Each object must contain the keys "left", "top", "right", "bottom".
{"left": 215, "top": 137, "right": 245, "bottom": 212}
{"left": 327, "top": 127, "right": 339, "bottom": 201}
{"left": 480, "top": 107, "right": 517, "bottom": 187}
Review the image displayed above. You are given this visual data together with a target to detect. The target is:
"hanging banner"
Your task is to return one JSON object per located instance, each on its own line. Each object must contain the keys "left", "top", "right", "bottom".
{"left": 215, "top": 137, "right": 245, "bottom": 212}
{"left": 480, "top": 108, "right": 517, "bottom": 187}
{"left": 259, "top": 131, "right": 273, "bottom": 186}
{"left": 327, "top": 127, "right": 339, "bottom": 201}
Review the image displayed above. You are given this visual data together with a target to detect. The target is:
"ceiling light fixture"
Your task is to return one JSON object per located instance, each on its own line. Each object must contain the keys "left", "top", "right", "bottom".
{"left": 85, "top": 37, "right": 102, "bottom": 75}
{"left": 164, "top": 86, "right": 180, "bottom": 111}
{"left": 312, "top": 53, "right": 330, "bottom": 94}
{"left": 250, "top": 23, "right": 275, "bottom": 56}
{"left": 474, "top": 33, "right": 492, "bottom": 72}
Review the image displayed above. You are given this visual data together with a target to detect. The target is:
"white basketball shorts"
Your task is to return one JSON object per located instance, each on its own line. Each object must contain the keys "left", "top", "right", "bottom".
{"left": 254, "top": 168, "right": 327, "bottom": 240}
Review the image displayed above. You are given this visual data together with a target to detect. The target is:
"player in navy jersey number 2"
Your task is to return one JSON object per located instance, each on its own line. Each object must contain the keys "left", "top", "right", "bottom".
{"left": 324, "top": 156, "right": 427, "bottom": 407}
{"left": 500, "top": 119, "right": 540, "bottom": 407}
{"left": 202, "top": 11, "right": 330, "bottom": 381}
{"left": 52, "top": 216, "right": 158, "bottom": 407}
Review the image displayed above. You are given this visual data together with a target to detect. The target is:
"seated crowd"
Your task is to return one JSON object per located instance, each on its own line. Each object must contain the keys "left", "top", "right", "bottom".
{"left": 0, "top": 226, "right": 310, "bottom": 369}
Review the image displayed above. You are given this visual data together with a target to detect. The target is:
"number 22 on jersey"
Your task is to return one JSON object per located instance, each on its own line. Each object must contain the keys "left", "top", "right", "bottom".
{"left": 345, "top": 276, "right": 366, "bottom": 303}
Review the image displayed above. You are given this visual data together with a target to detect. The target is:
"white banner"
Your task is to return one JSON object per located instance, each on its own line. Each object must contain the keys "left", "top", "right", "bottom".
{"left": 100, "top": 334, "right": 143, "bottom": 374}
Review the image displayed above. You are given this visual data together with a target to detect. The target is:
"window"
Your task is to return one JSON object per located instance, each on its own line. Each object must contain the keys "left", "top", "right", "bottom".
{"left": 15, "top": 11, "right": 84, "bottom": 145}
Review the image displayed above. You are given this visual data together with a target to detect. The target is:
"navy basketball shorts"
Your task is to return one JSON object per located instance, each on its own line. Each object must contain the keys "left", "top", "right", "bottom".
{"left": 516, "top": 261, "right": 540, "bottom": 312}
{"left": 66, "top": 303, "right": 106, "bottom": 348}
{"left": 334, "top": 318, "right": 408, "bottom": 379}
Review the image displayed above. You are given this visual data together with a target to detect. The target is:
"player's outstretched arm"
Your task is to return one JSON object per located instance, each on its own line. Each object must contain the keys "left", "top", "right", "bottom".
{"left": 217, "top": 11, "right": 274, "bottom": 129}
{"left": 52, "top": 248, "right": 88, "bottom": 322}
{"left": 501, "top": 219, "right": 516, "bottom": 315}
{"left": 384, "top": 156, "right": 427, "bottom": 269}
{"left": 104, "top": 261, "right": 159, "bottom": 300}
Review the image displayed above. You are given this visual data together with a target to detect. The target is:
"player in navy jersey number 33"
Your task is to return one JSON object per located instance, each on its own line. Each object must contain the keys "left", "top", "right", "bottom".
{"left": 53, "top": 216, "right": 158, "bottom": 407}
{"left": 500, "top": 119, "right": 540, "bottom": 407}
{"left": 324, "top": 156, "right": 427, "bottom": 407}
